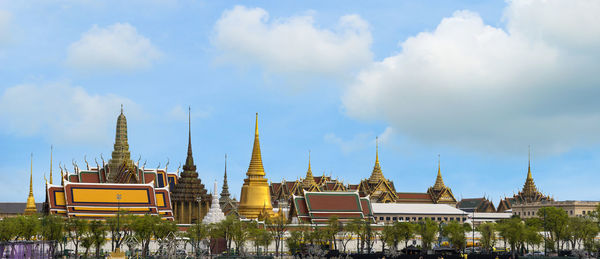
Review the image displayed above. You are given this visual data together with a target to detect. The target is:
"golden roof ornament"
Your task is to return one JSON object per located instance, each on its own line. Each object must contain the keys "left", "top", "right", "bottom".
{"left": 49, "top": 145, "right": 53, "bottom": 185}
{"left": 302, "top": 150, "right": 316, "bottom": 188}
{"left": 247, "top": 113, "right": 265, "bottom": 176}
{"left": 24, "top": 153, "right": 37, "bottom": 215}
{"left": 433, "top": 154, "right": 446, "bottom": 190}
{"left": 368, "top": 137, "right": 385, "bottom": 184}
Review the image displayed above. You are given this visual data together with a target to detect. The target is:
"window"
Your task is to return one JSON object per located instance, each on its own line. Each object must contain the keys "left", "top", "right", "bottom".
{"left": 450, "top": 217, "right": 454, "bottom": 221}
{"left": 444, "top": 217, "right": 448, "bottom": 221}
{"left": 431, "top": 217, "right": 435, "bottom": 220}
{"left": 412, "top": 217, "right": 417, "bottom": 221}
{"left": 527, "top": 211, "right": 530, "bottom": 216}
{"left": 570, "top": 210, "right": 573, "bottom": 215}
{"left": 393, "top": 217, "right": 397, "bottom": 220}
{"left": 583, "top": 211, "right": 586, "bottom": 215}
{"left": 418, "top": 217, "right": 422, "bottom": 220}
{"left": 386, "top": 217, "right": 391, "bottom": 221}
{"left": 380, "top": 217, "right": 384, "bottom": 221}
{"left": 437, "top": 217, "right": 442, "bottom": 221}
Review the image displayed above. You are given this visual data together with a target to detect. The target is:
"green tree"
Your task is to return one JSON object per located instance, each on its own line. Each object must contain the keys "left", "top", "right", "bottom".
{"left": 497, "top": 217, "right": 525, "bottom": 257}
{"left": 325, "top": 216, "right": 341, "bottom": 251}
{"left": 81, "top": 235, "right": 93, "bottom": 258}
{"left": 66, "top": 218, "right": 88, "bottom": 256}
{"left": 396, "top": 222, "right": 415, "bottom": 251}
{"left": 16, "top": 215, "right": 40, "bottom": 241}
{"left": 218, "top": 215, "right": 236, "bottom": 253}
{"left": 416, "top": 219, "right": 438, "bottom": 252}
{"left": 88, "top": 220, "right": 108, "bottom": 258}
{"left": 265, "top": 212, "right": 288, "bottom": 257}
{"left": 0, "top": 217, "right": 19, "bottom": 256}
{"left": 538, "top": 207, "right": 568, "bottom": 252}
{"left": 442, "top": 221, "right": 469, "bottom": 251}
{"left": 40, "top": 215, "right": 65, "bottom": 256}
{"left": 286, "top": 230, "right": 304, "bottom": 255}
{"left": 477, "top": 222, "right": 496, "bottom": 253}
{"left": 154, "top": 219, "right": 177, "bottom": 255}
{"left": 380, "top": 224, "right": 397, "bottom": 253}
{"left": 230, "top": 218, "right": 250, "bottom": 254}
{"left": 186, "top": 222, "right": 208, "bottom": 255}
{"left": 131, "top": 215, "right": 160, "bottom": 257}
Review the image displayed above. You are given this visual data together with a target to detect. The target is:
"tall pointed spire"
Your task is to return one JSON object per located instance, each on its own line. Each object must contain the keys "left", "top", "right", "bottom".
{"left": 369, "top": 137, "right": 385, "bottom": 184}
{"left": 522, "top": 146, "right": 538, "bottom": 195}
{"left": 220, "top": 154, "right": 231, "bottom": 204}
{"left": 247, "top": 113, "right": 265, "bottom": 176}
{"left": 433, "top": 154, "right": 446, "bottom": 190}
{"left": 182, "top": 106, "right": 197, "bottom": 175}
{"left": 108, "top": 105, "right": 132, "bottom": 181}
{"left": 24, "top": 153, "right": 37, "bottom": 215}
{"left": 49, "top": 145, "right": 53, "bottom": 185}
{"left": 303, "top": 150, "right": 316, "bottom": 188}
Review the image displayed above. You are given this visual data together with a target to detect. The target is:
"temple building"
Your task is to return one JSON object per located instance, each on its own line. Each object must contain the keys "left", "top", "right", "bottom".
{"left": 456, "top": 197, "right": 496, "bottom": 213}
{"left": 357, "top": 138, "right": 398, "bottom": 203}
{"left": 269, "top": 153, "right": 347, "bottom": 207}
{"left": 289, "top": 191, "right": 373, "bottom": 224}
{"left": 45, "top": 107, "right": 175, "bottom": 219}
{"left": 219, "top": 155, "right": 238, "bottom": 216}
{"left": 238, "top": 113, "right": 276, "bottom": 219}
{"left": 396, "top": 157, "right": 457, "bottom": 205}
{"left": 497, "top": 154, "right": 552, "bottom": 212}
{"left": 170, "top": 108, "right": 210, "bottom": 224}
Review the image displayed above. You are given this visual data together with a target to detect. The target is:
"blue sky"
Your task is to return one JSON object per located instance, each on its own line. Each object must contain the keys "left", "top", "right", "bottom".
{"left": 1, "top": 0, "right": 599, "bottom": 205}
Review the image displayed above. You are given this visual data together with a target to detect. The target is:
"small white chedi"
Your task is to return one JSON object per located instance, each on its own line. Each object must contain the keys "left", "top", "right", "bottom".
{"left": 202, "top": 182, "right": 226, "bottom": 224}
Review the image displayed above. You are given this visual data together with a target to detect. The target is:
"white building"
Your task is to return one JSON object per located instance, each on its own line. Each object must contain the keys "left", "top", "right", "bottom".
{"left": 372, "top": 203, "right": 469, "bottom": 224}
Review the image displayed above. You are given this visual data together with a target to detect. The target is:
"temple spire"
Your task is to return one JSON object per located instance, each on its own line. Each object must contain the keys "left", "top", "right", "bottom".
{"left": 368, "top": 137, "right": 384, "bottom": 184}
{"left": 108, "top": 105, "right": 132, "bottom": 182}
{"left": 522, "top": 146, "right": 538, "bottom": 195}
{"left": 527, "top": 145, "right": 532, "bottom": 180}
{"left": 49, "top": 145, "right": 53, "bottom": 185}
{"left": 433, "top": 154, "right": 446, "bottom": 190}
{"left": 24, "top": 153, "right": 37, "bottom": 215}
{"left": 181, "top": 106, "right": 197, "bottom": 176}
{"left": 303, "top": 150, "right": 316, "bottom": 188}
{"left": 220, "top": 154, "right": 230, "bottom": 200}
{"left": 247, "top": 113, "right": 265, "bottom": 176}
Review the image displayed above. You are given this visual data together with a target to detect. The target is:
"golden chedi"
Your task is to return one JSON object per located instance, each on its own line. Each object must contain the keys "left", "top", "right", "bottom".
{"left": 238, "top": 113, "right": 274, "bottom": 219}
{"left": 24, "top": 154, "right": 37, "bottom": 215}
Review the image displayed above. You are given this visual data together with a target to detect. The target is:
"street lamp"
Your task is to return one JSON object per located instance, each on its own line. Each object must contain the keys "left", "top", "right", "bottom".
{"left": 116, "top": 193, "right": 122, "bottom": 251}
{"left": 472, "top": 210, "right": 475, "bottom": 253}
{"left": 543, "top": 208, "right": 547, "bottom": 256}
{"left": 196, "top": 195, "right": 202, "bottom": 257}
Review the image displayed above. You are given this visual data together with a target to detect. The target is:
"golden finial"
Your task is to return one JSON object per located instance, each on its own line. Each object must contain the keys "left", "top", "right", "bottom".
{"left": 433, "top": 154, "right": 445, "bottom": 190}
{"left": 247, "top": 112, "right": 265, "bottom": 176}
{"left": 29, "top": 153, "right": 33, "bottom": 196}
{"left": 49, "top": 145, "right": 53, "bottom": 185}
{"left": 527, "top": 145, "right": 532, "bottom": 180}
{"left": 376, "top": 136, "right": 379, "bottom": 163}
{"left": 120, "top": 104, "right": 123, "bottom": 114}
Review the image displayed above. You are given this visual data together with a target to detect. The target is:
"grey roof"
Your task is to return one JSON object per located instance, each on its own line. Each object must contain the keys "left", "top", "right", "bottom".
{"left": 0, "top": 202, "right": 43, "bottom": 214}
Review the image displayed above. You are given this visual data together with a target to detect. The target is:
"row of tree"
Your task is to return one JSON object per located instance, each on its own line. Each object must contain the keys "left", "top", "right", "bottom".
{"left": 0, "top": 213, "right": 177, "bottom": 258}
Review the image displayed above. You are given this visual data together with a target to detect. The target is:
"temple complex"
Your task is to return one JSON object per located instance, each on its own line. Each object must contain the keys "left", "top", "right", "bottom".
{"left": 170, "top": 108, "right": 210, "bottom": 224}
{"left": 45, "top": 107, "right": 175, "bottom": 219}
{"left": 237, "top": 113, "right": 275, "bottom": 219}
{"left": 497, "top": 152, "right": 552, "bottom": 212}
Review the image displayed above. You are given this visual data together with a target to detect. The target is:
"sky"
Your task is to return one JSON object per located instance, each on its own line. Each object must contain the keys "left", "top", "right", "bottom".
{"left": 1, "top": 0, "right": 599, "bottom": 205}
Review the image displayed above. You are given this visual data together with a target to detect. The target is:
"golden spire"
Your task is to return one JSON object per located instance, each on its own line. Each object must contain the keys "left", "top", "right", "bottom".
{"left": 247, "top": 113, "right": 265, "bottom": 176}
{"left": 24, "top": 153, "right": 37, "bottom": 215}
{"left": 220, "top": 154, "right": 230, "bottom": 200}
{"left": 302, "top": 150, "right": 316, "bottom": 188}
{"left": 522, "top": 146, "right": 538, "bottom": 195}
{"left": 49, "top": 145, "right": 53, "bottom": 185}
{"left": 368, "top": 137, "right": 384, "bottom": 184}
{"left": 433, "top": 154, "right": 446, "bottom": 190}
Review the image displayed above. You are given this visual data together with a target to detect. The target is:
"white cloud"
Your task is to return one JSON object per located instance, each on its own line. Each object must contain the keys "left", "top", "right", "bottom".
{"left": 213, "top": 6, "right": 372, "bottom": 80}
{"left": 343, "top": 1, "right": 600, "bottom": 154}
{"left": 0, "top": 82, "right": 138, "bottom": 145}
{"left": 66, "top": 23, "right": 161, "bottom": 72}
{"left": 324, "top": 132, "right": 372, "bottom": 154}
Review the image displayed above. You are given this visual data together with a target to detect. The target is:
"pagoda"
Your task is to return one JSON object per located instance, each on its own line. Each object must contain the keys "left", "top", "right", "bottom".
{"left": 203, "top": 182, "right": 226, "bottom": 224}
{"left": 497, "top": 150, "right": 552, "bottom": 212}
{"left": 357, "top": 138, "right": 398, "bottom": 203}
{"left": 170, "top": 107, "right": 210, "bottom": 224}
{"left": 238, "top": 113, "right": 274, "bottom": 219}
{"left": 24, "top": 154, "right": 37, "bottom": 215}
{"left": 426, "top": 156, "right": 457, "bottom": 205}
